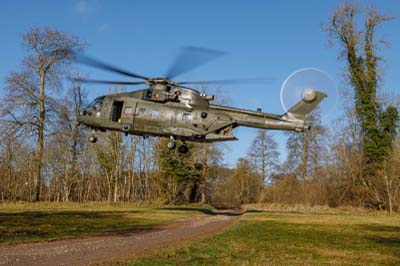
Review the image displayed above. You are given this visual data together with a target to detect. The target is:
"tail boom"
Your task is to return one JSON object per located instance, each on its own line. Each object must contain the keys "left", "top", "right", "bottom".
{"left": 209, "top": 90, "right": 326, "bottom": 132}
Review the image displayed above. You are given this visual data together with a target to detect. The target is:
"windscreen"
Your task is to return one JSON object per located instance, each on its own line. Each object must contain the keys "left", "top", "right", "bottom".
{"left": 86, "top": 96, "right": 105, "bottom": 110}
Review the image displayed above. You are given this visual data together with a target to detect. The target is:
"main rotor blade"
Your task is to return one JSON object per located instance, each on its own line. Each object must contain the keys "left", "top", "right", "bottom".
{"left": 73, "top": 78, "right": 147, "bottom": 85}
{"left": 77, "top": 55, "right": 149, "bottom": 80}
{"left": 165, "top": 46, "right": 225, "bottom": 79}
{"left": 177, "top": 77, "right": 277, "bottom": 85}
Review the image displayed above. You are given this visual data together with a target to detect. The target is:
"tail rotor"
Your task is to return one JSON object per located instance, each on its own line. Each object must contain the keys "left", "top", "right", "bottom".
{"left": 280, "top": 67, "right": 339, "bottom": 120}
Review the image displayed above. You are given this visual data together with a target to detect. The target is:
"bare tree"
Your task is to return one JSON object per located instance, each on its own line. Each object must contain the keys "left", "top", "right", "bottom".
{"left": 234, "top": 158, "right": 260, "bottom": 204}
{"left": 211, "top": 158, "right": 259, "bottom": 207}
{"left": 94, "top": 131, "right": 123, "bottom": 203}
{"left": 247, "top": 129, "right": 280, "bottom": 201}
{"left": 1, "top": 26, "right": 85, "bottom": 201}
{"left": 49, "top": 74, "right": 87, "bottom": 201}
{"left": 378, "top": 138, "right": 400, "bottom": 214}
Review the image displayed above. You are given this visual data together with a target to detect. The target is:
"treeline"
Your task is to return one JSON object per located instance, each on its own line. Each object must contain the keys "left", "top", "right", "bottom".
{"left": 1, "top": 109, "right": 399, "bottom": 212}
{"left": 0, "top": 2, "right": 399, "bottom": 213}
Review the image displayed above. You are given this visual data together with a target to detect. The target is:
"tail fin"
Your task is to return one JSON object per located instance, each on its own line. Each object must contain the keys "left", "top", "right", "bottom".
{"left": 283, "top": 91, "right": 327, "bottom": 120}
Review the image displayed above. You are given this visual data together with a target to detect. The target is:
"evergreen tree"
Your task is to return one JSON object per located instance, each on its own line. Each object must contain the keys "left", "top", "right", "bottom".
{"left": 156, "top": 139, "right": 199, "bottom": 204}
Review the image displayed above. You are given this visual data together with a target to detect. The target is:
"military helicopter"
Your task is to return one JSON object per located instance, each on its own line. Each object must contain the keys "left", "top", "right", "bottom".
{"left": 76, "top": 47, "right": 327, "bottom": 154}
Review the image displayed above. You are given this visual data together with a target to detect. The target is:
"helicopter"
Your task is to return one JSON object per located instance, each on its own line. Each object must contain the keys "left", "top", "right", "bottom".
{"left": 76, "top": 47, "right": 327, "bottom": 154}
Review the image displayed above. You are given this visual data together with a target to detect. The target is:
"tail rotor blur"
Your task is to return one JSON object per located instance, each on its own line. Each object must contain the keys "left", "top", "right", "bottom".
{"left": 280, "top": 67, "right": 338, "bottom": 120}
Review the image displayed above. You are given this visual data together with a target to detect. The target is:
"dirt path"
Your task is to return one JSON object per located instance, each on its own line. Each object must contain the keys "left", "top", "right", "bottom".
{"left": 0, "top": 210, "right": 240, "bottom": 266}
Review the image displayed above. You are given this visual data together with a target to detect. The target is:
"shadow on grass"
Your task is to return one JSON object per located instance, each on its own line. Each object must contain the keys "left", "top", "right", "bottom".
{"left": 359, "top": 224, "right": 400, "bottom": 233}
{"left": 0, "top": 210, "right": 143, "bottom": 218}
{"left": 358, "top": 224, "right": 400, "bottom": 252}
{"left": 157, "top": 207, "right": 266, "bottom": 216}
{"left": 368, "top": 237, "right": 400, "bottom": 248}
{"left": 0, "top": 210, "right": 159, "bottom": 244}
{"left": 157, "top": 207, "right": 241, "bottom": 216}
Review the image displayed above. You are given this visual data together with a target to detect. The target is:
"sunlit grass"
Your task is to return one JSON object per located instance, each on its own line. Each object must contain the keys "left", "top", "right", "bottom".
{"left": 117, "top": 209, "right": 400, "bottom": 266}
{"left": 0, "top": 202, "right": 209, "bottom": 245}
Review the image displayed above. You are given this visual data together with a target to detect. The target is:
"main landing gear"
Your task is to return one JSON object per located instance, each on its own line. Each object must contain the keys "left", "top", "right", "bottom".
{"left": 89, "top": 130, "right": 97, "bottom": 143}
{"left": 167, "top": 136, "right": 189, "bottom": 154}
{"left": 178, "top": 145, "right": 189, "bottom": 154}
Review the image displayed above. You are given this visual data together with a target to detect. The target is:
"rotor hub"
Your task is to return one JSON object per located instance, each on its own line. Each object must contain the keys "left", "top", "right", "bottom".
{"left": 302, "top": 89, "right": 317, "bottom": 102}
{"left": 147, "top": 78, "right": 175, "bottom": 85}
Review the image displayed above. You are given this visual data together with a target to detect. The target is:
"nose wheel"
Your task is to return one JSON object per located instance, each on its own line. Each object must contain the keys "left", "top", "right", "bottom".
{"left": 89, "top": 135, "right": 97, "bottom": 143}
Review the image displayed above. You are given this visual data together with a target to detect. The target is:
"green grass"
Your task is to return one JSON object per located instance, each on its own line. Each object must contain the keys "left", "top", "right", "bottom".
{"left": 116, "top": 210, "right": 400, "bottom": 266}
{"left": 0, "top": 202, "right": 209, "bottom": 245}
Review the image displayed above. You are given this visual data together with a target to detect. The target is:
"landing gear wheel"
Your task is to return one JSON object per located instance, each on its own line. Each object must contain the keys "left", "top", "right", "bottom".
{"left": 178, "top": 145, "right": 189, "bottom": 154}
{"left": 89, "top": 135, "right": 97, "bottom": 143}
{"left": 167, "top": 140, "right": 176, "bottom": 150}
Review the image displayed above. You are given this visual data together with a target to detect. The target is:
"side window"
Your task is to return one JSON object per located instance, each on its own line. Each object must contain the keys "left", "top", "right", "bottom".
{"left": 137, "top": 107, "right": 147, "bottom": 116}
{"left": 150, "top": 109, "right": 159, "bottom": 118}
{"left": 182, "top": 113, "right": 192, "bottom": 122}
{"left": 124, "top": 106, "right": 133, "bottom": 114}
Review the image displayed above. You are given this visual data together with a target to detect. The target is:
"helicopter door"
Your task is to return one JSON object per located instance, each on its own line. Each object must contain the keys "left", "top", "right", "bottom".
{"left": 111, "top": 101, "right": 124, "bottom": 122}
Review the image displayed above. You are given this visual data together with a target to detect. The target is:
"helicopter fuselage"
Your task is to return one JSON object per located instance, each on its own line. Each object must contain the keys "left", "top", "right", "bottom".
{"left": 78, "top": 85, "right": 325, "bottom": 144}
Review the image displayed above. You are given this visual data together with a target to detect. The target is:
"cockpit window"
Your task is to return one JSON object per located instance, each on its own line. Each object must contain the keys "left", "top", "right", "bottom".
{"left": 87, "top": 96, "right": 105, "bottom": 110}
{"left": 144, "top": 90, "right": 153, "bottom": 100}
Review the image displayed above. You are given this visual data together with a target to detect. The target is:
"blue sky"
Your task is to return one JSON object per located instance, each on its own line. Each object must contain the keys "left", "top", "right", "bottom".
{"left": 1, "top": 0, "right": 399, "bottom": 166}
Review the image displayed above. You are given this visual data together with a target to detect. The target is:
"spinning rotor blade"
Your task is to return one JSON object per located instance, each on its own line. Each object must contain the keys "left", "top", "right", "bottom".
{"left": 73, "top": 78, "right": 147, "bottom": 85}
{"left": 77, "top": 54, "right": 149, "bottom": 80}
{"left": 177, "top": 77, "right": 276, "bottom": 85}
{"left": 165, "top": 46, "right": 225, "bottom": 79}
{"left": 280, "top": 67, "right": 338, "bottom": 120}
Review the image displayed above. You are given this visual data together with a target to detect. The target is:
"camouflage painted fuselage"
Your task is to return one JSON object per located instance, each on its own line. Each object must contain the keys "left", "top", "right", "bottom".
{"left": 78, "top": 85, "right": 326, "bottom": 142}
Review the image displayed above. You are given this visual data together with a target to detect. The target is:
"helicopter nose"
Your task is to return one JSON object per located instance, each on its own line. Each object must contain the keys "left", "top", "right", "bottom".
{"left": 77, "top": 109, "right": 84, "bottom": 123}
{"left": 80, "top": 109, "right": 89, "bottom": 116}
{"left": 77, "top": 108, "right": 91, "bottom": 124}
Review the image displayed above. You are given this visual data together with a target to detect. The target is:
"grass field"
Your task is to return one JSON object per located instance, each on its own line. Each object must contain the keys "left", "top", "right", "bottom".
{"left": 113, "top": 208, "right": 400, "bottom": 266}
{"left": 0, "top": 202, "right": 207, "bottom": 245}
{"left": 2, "top": 203, "right": 399, "bottom": 265}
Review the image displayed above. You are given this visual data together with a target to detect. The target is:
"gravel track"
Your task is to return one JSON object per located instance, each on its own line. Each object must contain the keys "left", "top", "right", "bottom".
{"left": 0, "top": 210, "right": 240, "bottom": 266}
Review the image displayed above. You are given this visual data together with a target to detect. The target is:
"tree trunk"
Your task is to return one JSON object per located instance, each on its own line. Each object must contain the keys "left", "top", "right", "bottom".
{"left": 384, "top": 175, "right": 392, "bottom": 215}
{"left": 34, "top": 73, "right": 46, "bottom": 202}
{"left": 302, "top": 132, "right": 309, "bottom": 181}
{"left": 113, "top": 175, "right": 118, "bottom": 203}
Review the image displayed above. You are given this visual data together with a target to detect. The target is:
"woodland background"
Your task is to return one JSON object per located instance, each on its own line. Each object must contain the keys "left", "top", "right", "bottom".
{"left": 0, "top": 2, "right": 399, "bottom": 213}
